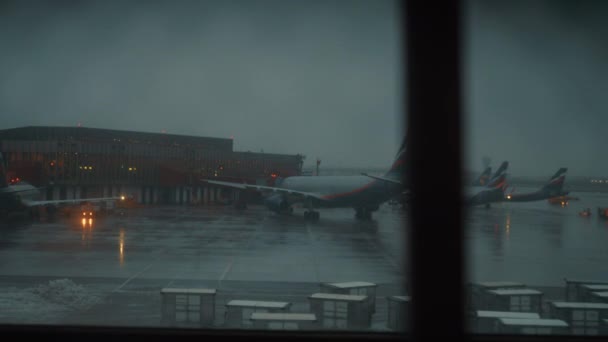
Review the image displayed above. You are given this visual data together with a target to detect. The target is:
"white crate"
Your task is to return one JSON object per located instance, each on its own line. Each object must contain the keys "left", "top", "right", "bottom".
{"left": 160, "top": 288, "right": 217, "bottom": 327}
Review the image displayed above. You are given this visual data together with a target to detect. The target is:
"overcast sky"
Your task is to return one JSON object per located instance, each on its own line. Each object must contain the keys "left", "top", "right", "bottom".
{"left": 0, "top": 0, "right": 401, "bottom": 170}
{"left": 466, "top": 0, "right": 608, "bottom": 177}
{"left": 1, "top": 1, "right": 607, "bottom": 176}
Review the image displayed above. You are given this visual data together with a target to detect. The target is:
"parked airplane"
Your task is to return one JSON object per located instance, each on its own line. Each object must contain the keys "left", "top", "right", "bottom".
{"left": 203, "top": 140, "right": 407, "bottom": 221}
{"left": 504, "top": 168, "right": 568, "bottom": 202}
{"left": 0, "top": 152, "right": 124, "bottom": 219}
{"left": 472, "top": 166, "right": 492, "bottom": 186}
{"left": 467, "top": 161, "right": 509, "bottom": 208}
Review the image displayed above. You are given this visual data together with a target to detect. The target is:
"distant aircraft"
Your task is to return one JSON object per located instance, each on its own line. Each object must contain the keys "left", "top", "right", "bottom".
{"left": 472, "top": 156, "right": 492, "bottom": 186}
{"left": 472, "top": 166, "right": 492, "bottom": 186}
{"left": 466, "top": 161, "right": 509, "bottom": 208}
{"left": 0, "top": 152, "right": 123, "bottom": 219}
{"left": 202, "top": 139, "right": 407, "bottom": 221}
{"left": 489, "top": 161, "right": 508, "bottom": 184}
{"left": 504, "top": 168, "right": 569, "bottom": 203}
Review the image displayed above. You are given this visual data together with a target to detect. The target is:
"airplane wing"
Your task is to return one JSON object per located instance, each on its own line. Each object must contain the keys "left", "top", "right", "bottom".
{"left": 4, "top": 186, "right": 47, "bottom": 194}
{"left": 22, "top": 197, "right": 123, "bottom": 207}
{"left": 202, "top": 179, "right": 327, "bottom": 201}
{"left": 361, "top": 173, "right": 402, "bottom": 185}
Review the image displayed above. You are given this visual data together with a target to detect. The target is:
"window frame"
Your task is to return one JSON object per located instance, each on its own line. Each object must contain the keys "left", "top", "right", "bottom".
{"left": 0, "top": 2, "right": 601, "bottom": 342}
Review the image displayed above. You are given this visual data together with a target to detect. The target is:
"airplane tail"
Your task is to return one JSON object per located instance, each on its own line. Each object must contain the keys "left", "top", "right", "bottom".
{"left": 383, "top": 137, "right": 407, "bottom": 180}
{"left": 486, "top": 161, "right": 508, "bottom": 190}
{"left": 541, "top": 167, "right": 567, "bottom": 195}
{"left": 490, "top": 161, "right": 508, "bottom": 182}
{"left": 473, "top": 166, "right": 492, "bottom": 186}
{"left": 0, "top": 152, "right": 7, "bottom": 188}
{"left": 549, "top": 167, "right": 567, "bottom": 182}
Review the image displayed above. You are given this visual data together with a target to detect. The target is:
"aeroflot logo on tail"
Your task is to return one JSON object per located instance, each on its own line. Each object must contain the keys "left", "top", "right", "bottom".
{"left": 551, "top": 176, "right": 565, "bottom": 185}
{"left": 488, "top": 175, "right": 506, "bottom": 189}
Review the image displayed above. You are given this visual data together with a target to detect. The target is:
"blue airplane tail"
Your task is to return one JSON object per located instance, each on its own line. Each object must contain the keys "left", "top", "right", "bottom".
{"left": 541, "top": 167, "right": 567, "bottom": 195}
{"left": 486, "top": 161, "right": 508, "bottom": 189}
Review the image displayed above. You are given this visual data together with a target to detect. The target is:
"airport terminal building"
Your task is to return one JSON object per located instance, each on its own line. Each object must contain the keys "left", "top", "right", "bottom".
{"left": 0, "top": 126, "right": 304, "bottom": 204}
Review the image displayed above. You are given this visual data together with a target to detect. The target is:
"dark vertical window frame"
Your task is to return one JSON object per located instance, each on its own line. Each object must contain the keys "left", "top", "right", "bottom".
{"left": 405, "top": 1, "right": 465, "bottom": 341}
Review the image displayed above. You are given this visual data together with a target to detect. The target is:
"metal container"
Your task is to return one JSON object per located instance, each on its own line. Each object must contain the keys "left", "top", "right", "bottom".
{"left": 564, "top": 279, "right": 608, "bottom": 302}
{"left": 473, "top": 310, "right": 540, "bottom": 333}
{"left": 320, "top": 281, "right": 377, "bottom": 314}
{"left": 549, "top": 301, "right": 608, "bottom": 335}
{"left": 308, "top": 293, "right": 370, "bottom": 330}
{"left": 224, "top": 300, "right": 291, "bottom": 328}
{"left": 160, "top": 288, "right": 217, "bottom": 327}
{"left": 590, "top": 291, "right": 608, "bottom": 304}
{"left": 496, "top": 318, "right": 569, "bottom": 335}
{"left": 250, "top": 313, "right": 317, "bottom": 330}
{"left": 467, "top": 281, "right": 526, "bottom": 312}
{"left": 483, "top": 288, "right": 543, "bottom": 314}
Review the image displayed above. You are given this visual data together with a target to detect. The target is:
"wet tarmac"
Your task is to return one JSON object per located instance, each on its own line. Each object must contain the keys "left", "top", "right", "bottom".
{"left": 1, "top": 190, "right": 608, "bottom": 330}
{"left": 0, "top": 204, "right": 405, "bottom": 329}
{"left": 468, "top": 188, "right": 608, "bottom": 286}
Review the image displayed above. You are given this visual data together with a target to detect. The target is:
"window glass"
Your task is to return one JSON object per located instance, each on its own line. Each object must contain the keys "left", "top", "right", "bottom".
{"left": 0, "top": 0, "right": 403, "bottom": 336}
{"left": 466, "top": 0, "right": 608, "bottom": 335}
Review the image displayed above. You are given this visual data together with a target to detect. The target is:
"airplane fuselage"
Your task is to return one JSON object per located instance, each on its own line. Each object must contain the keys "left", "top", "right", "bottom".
{"left": 505, "top": 189, "right": 569, "bottom": 202}
{"left": 279, "top": 175, "right": 402, "bottom": 209}
{"left": 466, "top": 186, "right": 505, "bottom": 206}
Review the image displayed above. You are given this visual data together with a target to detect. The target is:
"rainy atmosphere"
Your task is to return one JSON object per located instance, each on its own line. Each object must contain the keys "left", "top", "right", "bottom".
{"left": 0, "top": 0, "right": 608, "bottom": 336}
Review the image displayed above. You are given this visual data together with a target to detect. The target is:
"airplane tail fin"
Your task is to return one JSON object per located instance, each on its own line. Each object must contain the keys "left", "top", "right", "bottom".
{"left": 0, "top": 152, "right": 7, "bottom": 188}
{"left": 549, "top": 168, "right": 567, "bottom": 183}
{"left": 486, "top": 161, "right": 508, "bottom": 189}
{"left": 541, "top": 167, "right": 567, "bottom": 195}
{"left": 473, "top": 166, "right": 492, "bottom": 186}
{"left": 490, "top": 161, "right": 508, "bottom": 182}
{"left": 383, "top": 137, "right": 407, "bottom": 180}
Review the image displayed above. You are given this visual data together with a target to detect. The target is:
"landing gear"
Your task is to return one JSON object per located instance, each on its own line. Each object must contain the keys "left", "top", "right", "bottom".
{"left": 304, "top": 210, "right": 320, "bottom": 221}
{"left": 303, "top": 197, "right": 319, "bottom": 221}
{"left": 355, "top": 208, "right": 373, "bottom": 220}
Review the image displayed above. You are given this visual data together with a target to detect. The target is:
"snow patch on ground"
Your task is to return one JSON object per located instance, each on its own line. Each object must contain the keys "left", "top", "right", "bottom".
{"left": 0, "top": 279, "right": 102, "bottom": 324}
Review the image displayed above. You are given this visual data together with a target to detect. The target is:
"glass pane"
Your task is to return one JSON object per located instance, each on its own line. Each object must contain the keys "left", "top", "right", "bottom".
{"left": 0, "top": 0, "right": 404, "bottom": 335}
{"left": 465, "top": 0, "right": 608, "bottom": 336}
